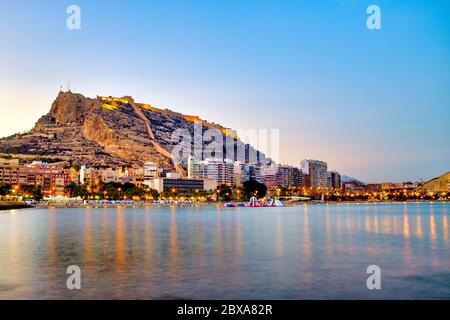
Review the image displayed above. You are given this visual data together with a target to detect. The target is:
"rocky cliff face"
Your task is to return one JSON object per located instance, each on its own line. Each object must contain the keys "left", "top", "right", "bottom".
{"left": 0, "top": 91, "right": 265, "bottom": 172}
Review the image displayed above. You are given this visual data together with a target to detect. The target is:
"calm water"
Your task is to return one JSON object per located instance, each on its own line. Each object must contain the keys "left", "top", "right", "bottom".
{"left": 0, "top": 202, "right": 449, "bottom": 299}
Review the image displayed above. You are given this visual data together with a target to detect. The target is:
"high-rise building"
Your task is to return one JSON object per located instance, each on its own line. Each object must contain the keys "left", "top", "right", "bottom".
{"left": 188, "top": 157, "right": 234, "bottom": 186}
{"left": 187, "top": 156, "right": 201, "bottom": 179}
{"left": 300, "top": 159, "right": 328, "bottom": 189}
{"left": 327, "top": 171, "right": 341, "bottom": 189}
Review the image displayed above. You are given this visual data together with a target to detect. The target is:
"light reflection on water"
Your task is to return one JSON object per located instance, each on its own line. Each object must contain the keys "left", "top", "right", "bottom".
{"left": 0, "top": 202, "right": 449, "bottom": 299}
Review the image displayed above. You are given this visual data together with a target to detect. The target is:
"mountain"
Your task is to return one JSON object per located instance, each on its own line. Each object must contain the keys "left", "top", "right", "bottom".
{"left": 0, "top": 91, "right": 264, "bottom": 175}
{"left": 417, "top": 172, "right": 450, "bottom": 192}
{"left": 340, "top": 175, "right": 363, "bottom": 183}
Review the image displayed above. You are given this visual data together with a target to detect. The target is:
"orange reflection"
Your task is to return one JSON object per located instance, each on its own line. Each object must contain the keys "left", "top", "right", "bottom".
{"left": 402, "top": 207, "right": 412, "bottom": 265}
{"left": 102, "top": 211, "right": 110, "bottom": 259}
{"left": 373, "top": 209, "right": 379, "bottom": 236}
{"left": 194, "top": 212, "right": 205, "bottom": 261}
{"left": 169, "top": 210, "right": 178, "bottom": 263}
{"left": 416, "top": 215, "right": 422, "bottom": 239}
{"left": 303, "top": 206, "right": 311, "bottom": 261}
{"left": 115, "top": 209, "right": 127, "bottom": 268}
{"left": 403, "top": 212, "right": 410, "bottom": 239}
{"left": 430, "top": 212, "right": 436, "bottom": 241}
{"left": 47, "top": 211, "right": 57, "bottom": 265}
{"left": 429, "top": 208, "right": 438, "bottom": 267}
{"left": 144, "top": 214, "right": 153, "bottom": 261}
{"left": 84, "top": 210, "right": 93, "bottom": 265}
{"left": 443, "top": 215, "right": 449, "bottom": 243}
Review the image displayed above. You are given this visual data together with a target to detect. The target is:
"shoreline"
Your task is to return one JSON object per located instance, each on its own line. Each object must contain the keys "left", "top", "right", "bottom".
{"left": 0, "top": 201, "right": 33, "bottom": 211}
{"left": 4, "top": 199, "right": 445, "bottom": 210}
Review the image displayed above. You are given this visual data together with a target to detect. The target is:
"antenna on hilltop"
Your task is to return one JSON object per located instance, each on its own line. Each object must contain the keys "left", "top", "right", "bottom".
{"left": 68, "top": 82, "right": 71, "bottom": 92}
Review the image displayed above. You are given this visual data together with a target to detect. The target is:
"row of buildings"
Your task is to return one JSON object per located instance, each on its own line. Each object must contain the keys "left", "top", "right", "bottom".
{"left": 0, "top": 159, "right": 71, "bottom": 196}
{"left": 187, "top": 157, "right": 341, "bottom": 191}
{"left": 0, "top": 157, "right": 342, "bottom": 197}
{"left": 2, "top": 156, "right": 431, "bottom": 198}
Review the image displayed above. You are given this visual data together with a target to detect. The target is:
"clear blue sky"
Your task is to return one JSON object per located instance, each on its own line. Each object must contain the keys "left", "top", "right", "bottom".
{"left": 0, "top": 0, "right": 449, "bottom": 182}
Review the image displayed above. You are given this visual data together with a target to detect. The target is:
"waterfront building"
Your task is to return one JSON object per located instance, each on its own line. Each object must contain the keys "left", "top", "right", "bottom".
{"left": 0, "top": 164, "right": 20, "bottom": 185}
{"left": 19, "top": 163, "right": 70, "bottom": 196}
{"left": 143, "top": 162, "right": 158, "bottom": 180}
{"left": 365, "top": 183, "right": 382, "bottom": 193}
{"left": 188, "top": 157, "right": 234, "bottom": 186}
{"left": 249, "top": 165, "right": 264, "bottom": 184}
{"left": 166, "top": 172, "right": 181, "bottom": 179}
{"left": 327, "top": 171, "right": 341, "bottom": 189}
{"left": 343, "top": 180, "right": 365, "bottom": 194}
{"left": 233, "top": 161, "right": 252, "bottom": 186}
{"left": 0, "top": 161, "right": 70, "bottom": 196}
{"left": 187, "top": 156, "right": 201, "bottom": 179}
{"left": 150, "top": 177, "right": 217, "bottom": 194}
{"left": 262, "top": 164, "right": 278, "bottom": 191}
{"left": 301, "top": 159, "right": 328, "bottom": 189}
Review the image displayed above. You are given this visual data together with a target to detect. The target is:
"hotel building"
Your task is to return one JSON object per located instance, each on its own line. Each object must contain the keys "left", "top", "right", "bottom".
{"left": 301, "top": 159, "right": 328, "bottom": 189}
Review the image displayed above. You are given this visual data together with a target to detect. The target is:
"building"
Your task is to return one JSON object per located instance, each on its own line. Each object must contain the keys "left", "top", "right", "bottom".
{"left": 301, "top": 159, "right": 328, "bottom": 189}
{"left": 343, "top": 180, "right": 365, "bottom": 194}
{"left": 365, "top": 183, "right": 382, "bottom": 193}
{"left": 0, "top": 160, "right": 70, "bottom": 196}
{"left": 18, "top": 163, "right": 70, "bottom": 196}
{"left": 187, "top": 156, "right": 201, "bottom": 179}
{"left": 188, "top": 157, "right": 234, "bottom": 186}
{"left": 0, "top": 164, "right": 20, "bottom": 185}
{"left": 0, "top": 158, "right": 19, "bottom": 166}
{"left": 261, "top": 165, "right": 278, "bottom": 191}
{"left": 327, "top": 171, "right": 341, "bottom": 189}
{"left": 143, "top": 162, "right": 158, "bottom": 180}
{"left": 150, "top": 178, "right": 217, "bottom": 194}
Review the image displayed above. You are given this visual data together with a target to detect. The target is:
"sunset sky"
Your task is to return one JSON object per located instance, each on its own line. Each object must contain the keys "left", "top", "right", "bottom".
{"left": 0, "top": 0, "right": 449, "bottom": 182}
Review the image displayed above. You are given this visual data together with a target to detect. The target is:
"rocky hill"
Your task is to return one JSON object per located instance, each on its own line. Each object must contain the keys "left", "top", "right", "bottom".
{"left": 418, "top": 172, "right": 450, "bottom": 192}
{"left": 0, "top": 91, "right": 265, "bottom": 175}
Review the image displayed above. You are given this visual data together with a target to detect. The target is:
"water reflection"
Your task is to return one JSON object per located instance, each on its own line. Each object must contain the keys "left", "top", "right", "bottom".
{"left": 402, "top": 206, "right": 413, "bottom": 265}
{"left": 0, "top": 203, "right": 449, "bottom": 299}
{"left": 115, "top": 209, "right": 127, "bottom": 269}
{"left": 443, "top": 215, "right": 449, "bottom": 243}
{"left": 84, "top": 210, "right": 93, "bottom": 265}
{"left": 102, "top": 210, "right": 111, "bottom": 260}
{"left": 47, "top": 211, "right": 57, "bottom": 265}
{"left": 144, "top": 213, "right": 153, "bottom": 261}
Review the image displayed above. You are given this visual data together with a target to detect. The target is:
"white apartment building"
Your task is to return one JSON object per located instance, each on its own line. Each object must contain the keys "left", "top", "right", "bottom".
{"left": 143, "top": 162, "right": 158, "bottom": 180}
{"left": 301, "top": 159, "right": 328, "bottom": 188}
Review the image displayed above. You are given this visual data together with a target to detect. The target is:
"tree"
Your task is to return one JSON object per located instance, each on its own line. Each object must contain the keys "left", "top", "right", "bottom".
{"left": 0, "top": 183, "right": 11, "bottom": 196}
{"left": 72, "top": 163, "right": 81, "bottom": 171}
{"left": 217, "top": 185, "right": 233, "bottom": 202}
{"left": 243, "top": 180, "right": 267, "bottom": 200}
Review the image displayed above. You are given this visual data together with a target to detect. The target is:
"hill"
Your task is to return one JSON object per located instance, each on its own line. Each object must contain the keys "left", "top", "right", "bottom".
{"left": 0, "top": 91, "right": 265, "bottom": 175}
{"left": 418, "top": 172, "right": 450, "bottom": 192}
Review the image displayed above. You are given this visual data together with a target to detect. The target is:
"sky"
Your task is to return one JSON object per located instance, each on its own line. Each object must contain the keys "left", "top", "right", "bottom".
{"left": 0, "top": 0, "right": 449, "bottom": 182}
